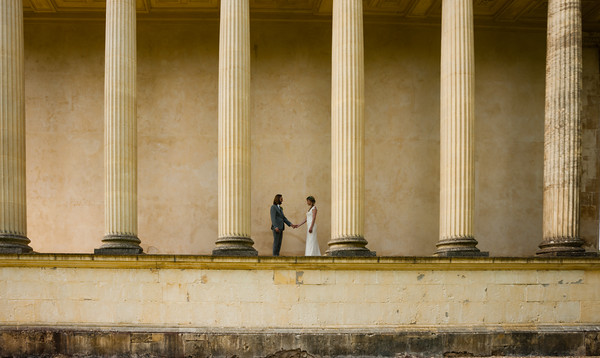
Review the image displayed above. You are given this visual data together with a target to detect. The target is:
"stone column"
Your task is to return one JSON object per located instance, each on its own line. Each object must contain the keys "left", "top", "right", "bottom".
{"left": 0, "top": 0, "right": 32, "bottom": 254}
{"left": 537, "top": 0, "right": 586, "bottom": 256}
{"left": 436, "top": 0, "right": 486, "bottom": 257}
{"left": 212, "top": 0, "right": 256, "bottom": 256}
{"left": 327, "top": 0, "right": 374, "bottom": 257}
{"left": 95, "top": 0, "right": 142, "bottom": 254}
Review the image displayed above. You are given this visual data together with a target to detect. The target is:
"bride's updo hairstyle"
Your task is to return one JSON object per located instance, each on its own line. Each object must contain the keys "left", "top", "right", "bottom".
{"left": 306, "top": 196, "right": 316, "bottom": 204}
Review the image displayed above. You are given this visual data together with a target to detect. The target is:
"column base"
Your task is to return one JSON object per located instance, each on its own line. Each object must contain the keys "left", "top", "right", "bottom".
{"left": 326, "top": 236, "right": 376, "bottom": 257}
{"left": 435, "top": 236, "right": 487, "bottom": 257}
{"left": 213, "top": 236, "right": 258, "bottom": 256}
{"left": 95, "top": 235, "right": 143, "bottom": 255}
{"left": 536, "top": 237, "right": 586, "bottom": 256}
{"left": 0, "top": 234, "right": 33, "bottom": 254}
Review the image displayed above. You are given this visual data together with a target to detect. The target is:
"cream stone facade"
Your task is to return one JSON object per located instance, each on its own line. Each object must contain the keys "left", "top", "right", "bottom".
{"left": 17, "top": 8, "right": 600, "bottom": 256}
{"left": 2, "top": 254, "right": 600, "bottom": 356}
{"left": 0, "top": 255, "right": 599, "bottom": 328}
{"left": 1, "top": 1, "right": 600, "bottom": 354}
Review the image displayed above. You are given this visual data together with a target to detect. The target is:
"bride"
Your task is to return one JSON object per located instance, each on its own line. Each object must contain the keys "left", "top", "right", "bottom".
{"left": 296, "top": 196, "right": 320, "bottom": 256}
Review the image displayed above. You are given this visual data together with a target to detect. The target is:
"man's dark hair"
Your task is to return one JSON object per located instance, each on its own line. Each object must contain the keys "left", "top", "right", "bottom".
{"left": 273, "top": 194, "right": 283, "bottom": 205}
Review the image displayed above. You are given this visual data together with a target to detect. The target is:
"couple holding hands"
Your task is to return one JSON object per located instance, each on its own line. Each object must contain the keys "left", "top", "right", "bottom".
{"left": 270, "top": 194, "right": 320, "bottom": 256}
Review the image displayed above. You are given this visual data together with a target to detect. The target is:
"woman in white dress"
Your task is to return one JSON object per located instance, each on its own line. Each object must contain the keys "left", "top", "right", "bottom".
{"left": 297, "top": 196, "right": 320, "bottom": 256}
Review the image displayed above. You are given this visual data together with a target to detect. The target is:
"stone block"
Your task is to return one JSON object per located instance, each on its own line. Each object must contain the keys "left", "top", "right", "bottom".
{"left": 131, "top": 332, "right": 184, "bottom": 356}
{"left": 415, "top": 302, "right": 449, "bottom": 325}
{"left": 489, "top": 332, "right": 539, "bottom": 356}
{"left": 0, "top": 330, "right": 59, "bottom": 356}
{"left": 183, "top": 337, "right": 212, "bottom": 357}
{"left": 460, "top": 301, "right": 488, "bottom": 324}
{"left": 273, "top": 270, "right": 297, "bottom": 285}
{"left": 298, "top": 284, "right": 329, "bottom": 303}
{"left": 538, "top": 332, "right": 586, "bottom": 356}
{"left": 585, "top": 331, "right": 600, "bottom": 356}
{"left": 494, "top": 270, "right": 538, "bottom": 284}
{"left": 487, "top": 284, "right": 525, "bottom": 302}
{"left": 140, "top": 302, "right": 166, "bottom": 325}
{"left": 299, "top": 270, "right": 334, "bottom": 285}
{"left": 62, "top": 331, "right": 131, "bottom": 356}
{"left": 581, "top": 300, "right": 600, "bottom": 322}
{"left": 525, "top": 284, "right": 546, "bottom": 302}
{"left": 162, "top": 282, "right": 189, "bottom": 302}
{"left": 444, "top": 333, "right": 491, "bottom": 356}
{"left": 315, "top": 303, "right": 342, "bottom": 325}
{"left": 406, "top": 333, "right": 443, "bottom": 354}
{"left": 77, "top": 300, "right": 115, "bottom": 324}
{"left": 555, "top": 301, "right": 581, "bottom": 322}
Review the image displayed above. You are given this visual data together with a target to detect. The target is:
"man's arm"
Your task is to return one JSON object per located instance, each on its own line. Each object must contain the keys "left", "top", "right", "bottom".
{"left": 282, "top": 213, "right": 292, "bottom": 227}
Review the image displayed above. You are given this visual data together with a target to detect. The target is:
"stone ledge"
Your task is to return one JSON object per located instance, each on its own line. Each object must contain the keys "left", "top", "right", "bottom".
{"left": 0, "top": 253, "right": 600, "bottom": 271}
{"left": 0, "top": 326, "right": 599, "bottom": 357}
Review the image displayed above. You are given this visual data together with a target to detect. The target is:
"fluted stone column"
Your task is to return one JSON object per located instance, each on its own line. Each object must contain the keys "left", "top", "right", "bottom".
{"left": 537, "top": 0, "right": 586, "bottom": 256}
{"left": 95, "top": 0, "right": 142, "bottom": 254}
{"left": 212, "top": 0, "right": 256, "bottom": 256}
{"left": 436, "top": 0, "right": 486, "bottom": 257}
{"left": 0, "top": 0, "right": 32, "bottom": 254}
{"left": 327, "top": 0, "right": 374, "bottom": 257}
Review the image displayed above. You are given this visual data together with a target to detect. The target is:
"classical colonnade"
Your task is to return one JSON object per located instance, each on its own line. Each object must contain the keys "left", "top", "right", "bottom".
{"left": 0, "top": 0, "right": 588, "bottom": 257}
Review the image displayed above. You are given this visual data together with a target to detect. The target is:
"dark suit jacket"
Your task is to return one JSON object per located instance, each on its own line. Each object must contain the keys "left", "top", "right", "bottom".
{"left": 270, "top": 204, "right": 292, "bottom": 231}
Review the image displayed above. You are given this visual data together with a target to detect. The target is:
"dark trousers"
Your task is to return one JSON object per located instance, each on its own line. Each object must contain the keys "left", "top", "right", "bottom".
{"left": 272, "top": 229, "right": 283, "bottom": 256}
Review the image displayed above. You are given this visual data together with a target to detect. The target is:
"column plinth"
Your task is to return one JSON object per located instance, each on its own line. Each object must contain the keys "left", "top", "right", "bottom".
{"left": 96, "top": 0, "right": 142, "bottom": 255}
{"left": 436, "top": 0, "right": 487, "bottom": 257}
{"left": 537, "top": 0, "right": 587, "bottom": 256}
{"left": 0, "top": 0, "right": 32, "bottom": 254}
{"left": 326, "top": 0, "right": 374, "bottom": 258}
{"left": 213, "top": 0, "right": 256, "bottom": 257}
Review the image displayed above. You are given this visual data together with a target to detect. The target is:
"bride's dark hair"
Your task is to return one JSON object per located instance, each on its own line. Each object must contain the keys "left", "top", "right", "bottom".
{"left": 306, "top": 196, "right": 316, "bottom": 204}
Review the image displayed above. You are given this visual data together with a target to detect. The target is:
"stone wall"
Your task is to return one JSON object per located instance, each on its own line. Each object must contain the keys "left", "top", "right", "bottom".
{"left": 581, "top": 43, "right": 600, "bottom": 250}
{"left": 23, "top": 20, "right": 599, "bottom": 256}
{"left": 1, "top": 255, "right": 599, "bottom": 356}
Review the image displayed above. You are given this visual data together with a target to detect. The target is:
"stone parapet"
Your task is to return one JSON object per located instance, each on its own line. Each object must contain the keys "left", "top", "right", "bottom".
{"left": 1, "top": 255, "right": 600, "bottom": 355}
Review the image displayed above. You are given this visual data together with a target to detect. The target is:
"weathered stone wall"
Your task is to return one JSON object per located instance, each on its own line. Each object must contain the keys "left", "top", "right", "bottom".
{"left": 1, "top": 255, "right": 599, "bottom": 327}
{"left": 23, "top": 20, "right": 599, "bottom": 256}
{"left": 1, "top": 328, "right": 598, "bottom": 357}
{"left": 581, "top": 43, "right": 600, "bottom": 250}
{"left": 1, "top": 255, "right": 599, "bottom": 356}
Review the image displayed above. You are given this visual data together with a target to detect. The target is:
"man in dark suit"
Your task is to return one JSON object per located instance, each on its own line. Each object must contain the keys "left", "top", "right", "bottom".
{"left": 270, "top": 194, "right": 296, "bottom": 256}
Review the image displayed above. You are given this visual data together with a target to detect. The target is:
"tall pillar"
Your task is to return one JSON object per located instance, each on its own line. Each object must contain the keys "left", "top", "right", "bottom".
{"left": 213, "top": 0, "right": 256, "bottom": 256}
{"left": 96, "top": 0, "right": 142, "bottom": 254}
{"left": 436, "top": 0, "right": 486, "bottom": 257}
{"left": 0, "top": 0, "right": 32, "bottom": 254}
{"left": 327, "top": 0, "right": 374, "bottom": 257}
{"left": 538, "top": 0, "right": 586, "bottom": 256}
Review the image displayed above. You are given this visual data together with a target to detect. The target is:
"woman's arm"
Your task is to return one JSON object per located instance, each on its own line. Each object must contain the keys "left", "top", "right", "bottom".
{"left": 309, "top": 207, "right": 317, "bottom": 233}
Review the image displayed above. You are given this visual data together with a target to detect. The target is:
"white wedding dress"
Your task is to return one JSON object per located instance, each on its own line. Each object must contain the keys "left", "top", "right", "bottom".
{"left": 305, "top": 206, "right": 321, "bottom": 256}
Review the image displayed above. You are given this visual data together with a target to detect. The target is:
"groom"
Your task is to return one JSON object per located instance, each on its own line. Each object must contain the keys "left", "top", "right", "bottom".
{"left": 270, "top": 194, "right": 296, "bottom": 256}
